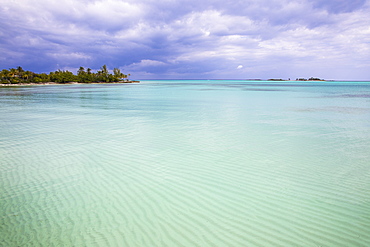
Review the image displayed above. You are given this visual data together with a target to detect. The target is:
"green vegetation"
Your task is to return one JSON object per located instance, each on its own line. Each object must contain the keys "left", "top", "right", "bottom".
{"left": 296, "top": 77, "right": 325, "bottom": 81}
{"left": 0, "top": 65, "right": 131, "bottom": 84}
{"left": 308, "top": 77, "right": 324, "bottom": 81}
{"left": 268, "top": 78, "right": 284, "bottom": 81}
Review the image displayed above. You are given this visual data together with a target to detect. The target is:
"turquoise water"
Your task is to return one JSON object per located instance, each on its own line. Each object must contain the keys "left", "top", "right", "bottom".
{"left": 1, "top": 80, "right": 370, "bottom": 246}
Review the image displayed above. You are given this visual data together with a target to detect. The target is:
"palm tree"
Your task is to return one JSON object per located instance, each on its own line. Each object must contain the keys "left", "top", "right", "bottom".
{"left": 17, "top": 66, "right": 24, "bottom": 74}
{"left": 9, "top": 68, "right": 17, "bottom": 78}
{"left": 23, "top": 70, "right": 34, "bottom": 82}
{"left": 78, "top": 66, "right": 85, "bottom": 75}
{"left": 0, "top": 69, "right": 10, "bottom": 83}
{"left": 101, "top": 65, "right": 108, "bottom": 75}
{"left": 99, "top": 65, "right": 109, "bottom": 82}
{"left": 16, "top": 66, "right": 25, "bottom": 81}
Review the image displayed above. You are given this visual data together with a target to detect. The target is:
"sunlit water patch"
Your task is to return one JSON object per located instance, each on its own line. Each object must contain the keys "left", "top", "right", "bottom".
{"left": 1, "top": 81, "right": 370, "bottom": 246}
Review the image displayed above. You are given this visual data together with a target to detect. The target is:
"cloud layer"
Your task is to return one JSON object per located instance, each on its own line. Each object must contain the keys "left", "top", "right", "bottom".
{"left": 1, "top": 0, "right": 369, "bottom": 79}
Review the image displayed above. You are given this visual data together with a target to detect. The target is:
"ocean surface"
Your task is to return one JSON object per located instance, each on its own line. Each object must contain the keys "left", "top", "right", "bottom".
{"left": 1, "top": 80, "right": 370, "bottom": 246}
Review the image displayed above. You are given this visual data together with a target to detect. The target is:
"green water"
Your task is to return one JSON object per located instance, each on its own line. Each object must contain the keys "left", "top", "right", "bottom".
{"left": 1, "top": 80, "right": 370, "bottom": 246}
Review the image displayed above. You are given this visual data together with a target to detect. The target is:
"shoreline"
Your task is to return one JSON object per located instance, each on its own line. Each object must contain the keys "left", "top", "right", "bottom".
{"left": 0, "top": 81, "right": 140, "bottom": 87}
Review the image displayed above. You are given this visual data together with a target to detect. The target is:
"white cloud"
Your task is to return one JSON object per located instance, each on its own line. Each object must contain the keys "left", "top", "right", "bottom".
{"left": 136, "top": 60, "right": 167, "bottom": 67}
{"left": 47, "top": 52, "right": 91, "bottom": 60}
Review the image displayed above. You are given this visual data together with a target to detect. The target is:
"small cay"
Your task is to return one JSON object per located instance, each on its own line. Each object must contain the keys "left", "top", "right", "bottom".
{"left": 0, "top": 65, "right": 139, "bottom": 85}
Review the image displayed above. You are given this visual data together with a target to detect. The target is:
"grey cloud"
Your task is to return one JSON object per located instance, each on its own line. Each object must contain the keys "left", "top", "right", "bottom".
{"left": 311, "top": 0, "right": 367, "bottom": 13}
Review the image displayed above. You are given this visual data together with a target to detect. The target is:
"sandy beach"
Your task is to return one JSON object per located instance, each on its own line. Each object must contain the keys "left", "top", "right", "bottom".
{"left": 0, "top": 81, "right": 140, "bottom": 86}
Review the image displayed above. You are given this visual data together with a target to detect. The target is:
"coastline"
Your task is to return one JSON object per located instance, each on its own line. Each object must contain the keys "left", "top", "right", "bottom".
{"left": 0, "top": 80, "right": 140, "bottom": 87}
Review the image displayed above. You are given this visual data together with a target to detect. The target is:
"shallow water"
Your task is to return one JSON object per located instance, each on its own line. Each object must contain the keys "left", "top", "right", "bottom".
{"left": 1, "top": 80, "right": 370, "bottom": 246}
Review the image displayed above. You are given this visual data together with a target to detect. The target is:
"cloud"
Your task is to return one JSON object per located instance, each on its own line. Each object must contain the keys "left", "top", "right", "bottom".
{"left": 237, "top": 65, "right": 243, "bottom": 69}
{"left": 311, "top": 0, "right": 367, "bottom": 13}
{"left": 1, "top": 0, "right": 370, "bottom": 79}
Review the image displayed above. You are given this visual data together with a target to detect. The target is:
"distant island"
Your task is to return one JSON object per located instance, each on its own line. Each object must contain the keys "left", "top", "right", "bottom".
{"left": 268, "top": 77, "right": 325, "bottom": 81}
{"left": 296, "top": 77, "right": 325, "bottom": 81}
{"left": 0, "top": 65, "right": 139, "bottom": 86}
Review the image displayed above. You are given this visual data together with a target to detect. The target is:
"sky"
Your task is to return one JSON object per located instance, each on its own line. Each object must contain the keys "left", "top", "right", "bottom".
{"left": 1, "top": 0, "right": 370, "bottom": 80}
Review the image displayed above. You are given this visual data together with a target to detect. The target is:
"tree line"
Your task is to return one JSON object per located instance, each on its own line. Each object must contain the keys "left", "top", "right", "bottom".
{"left": 0, "top": 65, "right": 131, "bottom": 84}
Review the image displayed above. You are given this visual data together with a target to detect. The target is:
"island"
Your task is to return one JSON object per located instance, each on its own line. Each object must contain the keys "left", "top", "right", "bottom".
{"left": 0, "top": 65, "right": 139, "bottom": 86}
{"left": 267, "top": 77, "right": 325, "bottom": 81}
{"left": 296, "top": 77, "right": 325, "bottom": 81}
